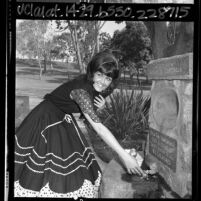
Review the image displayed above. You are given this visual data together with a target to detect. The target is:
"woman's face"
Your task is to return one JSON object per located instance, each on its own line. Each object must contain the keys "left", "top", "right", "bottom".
{"left": 93, "top": 71, "right": 112, "bottom": 92}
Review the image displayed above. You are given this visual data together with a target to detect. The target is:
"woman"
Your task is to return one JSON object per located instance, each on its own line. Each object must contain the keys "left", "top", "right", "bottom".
{"left": 14, "top": 50, "right": 144, "bottom": 198}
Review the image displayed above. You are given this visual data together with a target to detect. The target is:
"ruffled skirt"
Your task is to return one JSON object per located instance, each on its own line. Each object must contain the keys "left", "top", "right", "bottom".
{"left": 14, "top": 100, "right": 102, "bottom": 199}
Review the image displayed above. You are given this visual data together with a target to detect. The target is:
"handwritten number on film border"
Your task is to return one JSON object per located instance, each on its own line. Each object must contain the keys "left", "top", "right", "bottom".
{"left": 16, "top": 3, "right": 192, "bottom": 20}
{"left": 97, "top": 5, "right": 191, "bottom": 19}
{"left": 66, "top": 4, "right": 76, "bottom": 17}
{"left": 146, "top": 9, "right": 157, "bottom": 19}
{"left": 79, "top": 4, "right": 94, "bottom": 18}
{"left": 99, "top": 6, "right": 129, "bottom": 18}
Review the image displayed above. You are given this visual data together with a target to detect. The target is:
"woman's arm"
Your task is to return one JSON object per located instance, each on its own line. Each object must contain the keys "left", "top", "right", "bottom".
{"left": 83, "top": 113, "right": 144, "bottom": 176}
{"left": 70, "top": 88, "right": 144, "bottom": 175}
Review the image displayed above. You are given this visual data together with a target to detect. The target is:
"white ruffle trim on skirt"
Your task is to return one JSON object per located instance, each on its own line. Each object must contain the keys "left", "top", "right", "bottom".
{"left": 14, "top": 171, "right": 101, "bottom": 199}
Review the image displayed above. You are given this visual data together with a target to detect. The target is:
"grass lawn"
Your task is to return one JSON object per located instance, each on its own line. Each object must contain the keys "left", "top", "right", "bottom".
{"left": 16, "top": 59, "right": 80, "bottom": 108}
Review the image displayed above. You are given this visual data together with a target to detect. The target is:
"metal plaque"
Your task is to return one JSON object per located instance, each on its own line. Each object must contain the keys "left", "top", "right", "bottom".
{"left": 149, "top": 128, "right": 177, "bottom": 172}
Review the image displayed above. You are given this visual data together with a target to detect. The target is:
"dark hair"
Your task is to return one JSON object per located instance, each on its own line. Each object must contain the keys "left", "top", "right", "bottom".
{"left": 86, "top": 50, "right": 120, "bottom": 95}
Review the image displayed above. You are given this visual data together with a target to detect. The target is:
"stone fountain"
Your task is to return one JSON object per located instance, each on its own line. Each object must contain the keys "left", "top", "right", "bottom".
{"left": 145, "top": 53, "right": 193, "bottom": 198}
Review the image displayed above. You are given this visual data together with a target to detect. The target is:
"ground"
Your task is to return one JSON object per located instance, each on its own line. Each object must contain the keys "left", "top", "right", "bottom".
{"left": 16, "top": 60, "right": 78, "bottom": 104}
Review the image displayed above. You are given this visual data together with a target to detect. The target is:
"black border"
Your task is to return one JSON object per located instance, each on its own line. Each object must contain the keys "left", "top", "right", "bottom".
{"left": 6, "top": 0, "right": 200, "bottom": 201}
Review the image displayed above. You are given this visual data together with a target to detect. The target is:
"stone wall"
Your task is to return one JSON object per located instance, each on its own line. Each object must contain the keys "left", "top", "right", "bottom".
{"left": 145, "top": 53, "right": 193, "bottom": 198}
{"left": 99, "top": 158, "right": 160, "bottom": 198}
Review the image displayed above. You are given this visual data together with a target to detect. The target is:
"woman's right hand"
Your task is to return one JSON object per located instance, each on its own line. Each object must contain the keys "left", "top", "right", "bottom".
{"left": 120, "top": 151, "right": 145, "bottom": 176}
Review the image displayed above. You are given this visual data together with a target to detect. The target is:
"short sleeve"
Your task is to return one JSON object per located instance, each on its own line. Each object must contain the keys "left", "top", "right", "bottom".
{"left": 70, "top": 89, "right": 101, "bottom": 123}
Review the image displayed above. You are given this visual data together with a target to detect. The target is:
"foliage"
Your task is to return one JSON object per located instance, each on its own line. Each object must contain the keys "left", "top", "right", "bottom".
{"left": 51, "top": 32, "right": 73, "bottom": 61}
{"left": 99, "top": 32, "right": 112, "bottom": 52}
{"left": 99, "top": 87, "right": 151, "bottom": 141}
{"left": 16, "top": 20, "right": 52, "bottom": 58}
{"left": 55, "top": 20, "right": 108, "bottom": 73}
{"left": 16, "top": 20, "right": 57, "bottom": 77}
{"left": 17, "top": 20, "right": 112, "bottom": 75}
{"left": 110, "top": 21, "right": 153, "bottom": 77}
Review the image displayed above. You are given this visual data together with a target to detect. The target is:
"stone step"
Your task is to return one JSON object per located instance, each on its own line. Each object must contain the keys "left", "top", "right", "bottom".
{"left": 100, "top": 159, "right": 161, "bottom": 198}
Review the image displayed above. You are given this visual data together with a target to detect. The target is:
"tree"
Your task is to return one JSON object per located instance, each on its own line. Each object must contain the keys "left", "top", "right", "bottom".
{"left": 99, "top": 32, "right": 112, "bottom": 52}
{"left": 55, "top": 20, "right": 106, "bottom": 74}
{"left": 144, "top": 22, "right": 193, "bottom": 59}
{"left": 79, "top": 20, "right": 106, "bottom": 67}
{"left": 110, "top": 21, "right": 153, "bottom": 85}
{"left": 16, "top": 20, "right": 55, "bottom": 79}
{"left": 51, "top": 32, "right": 73, "bottom": 62}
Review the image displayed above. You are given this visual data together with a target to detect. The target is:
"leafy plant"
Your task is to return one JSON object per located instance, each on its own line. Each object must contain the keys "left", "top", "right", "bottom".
{"left": 84, "top": 87, "right": 151, "bottom": 162}
{"left": 110, "top": 21, "right": 153, "bottom": 76}
{"left": 99, "top": 87, "right": 151, "bottom": 141}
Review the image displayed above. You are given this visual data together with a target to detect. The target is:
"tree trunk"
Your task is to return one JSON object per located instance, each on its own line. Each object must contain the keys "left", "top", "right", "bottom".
{"left": 95, "top": 22, "right": 100, "bottom": 53}
{"left": 43, "top": 53, "right": 47, "bottom": 74}
{"left": 69, "top": 23, "right": 85, "bottom": 74}
{"left": 147, "top": 22, "right": 170, "bottom": 59}
{"left": 36, "top": 35, "right": 43, "bottom": 79}
{"left": 145, "top": 22, "right": 193, "bottom": 59}
{"left": 49, "top": 54, "right": 53, "bottom": 74}
{"left": 38, "top": 57, "right": 42, "bottom": 80}
{"left": 164, "top": 22, "right": 193, "bottom": 57}
{"left": 96, "top": 21, "right": 106, "bottom": 53}
{"left": 73, "top": 27, "right": 85, "bottom": 73}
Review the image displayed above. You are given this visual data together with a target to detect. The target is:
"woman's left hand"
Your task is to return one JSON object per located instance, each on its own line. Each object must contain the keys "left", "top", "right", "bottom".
{"left": 94, "top": 95, "right": 106, "bottom": 110}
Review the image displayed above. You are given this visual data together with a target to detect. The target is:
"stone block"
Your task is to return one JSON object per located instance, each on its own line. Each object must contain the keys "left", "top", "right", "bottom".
{"left": 147, "top": 53, "right": 193, "bottom": 80}
{"left": 146, "top": 54, "right": 193, "bottom": 198}
{"left": 99, "top": 159, "right": 160, "bottom": 198}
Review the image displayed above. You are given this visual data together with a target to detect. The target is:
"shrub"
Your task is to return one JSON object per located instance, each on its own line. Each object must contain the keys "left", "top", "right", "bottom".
{"left": 99, "top": 87, "right": 151, "bottom": 141}
{"left": 84, "top": 86, "right": 151, "bottom": 162}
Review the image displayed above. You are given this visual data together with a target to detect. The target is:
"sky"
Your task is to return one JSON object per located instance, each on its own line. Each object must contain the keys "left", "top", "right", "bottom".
{"left": 101, "top": 21, "right": 125, "bottom": 37}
